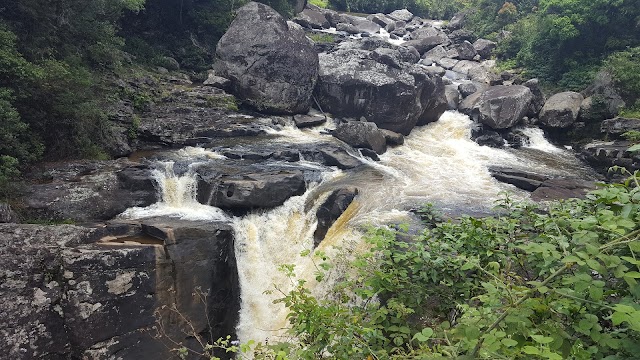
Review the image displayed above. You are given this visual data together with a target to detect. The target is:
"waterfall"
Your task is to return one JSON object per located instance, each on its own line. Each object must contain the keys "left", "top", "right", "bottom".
{"left": 520, "top": 127, "right": 564, "bottom": 153}
{"left": 119, "top": 161, "right": 228, "bottom": 221}
{"left": 119, "top": 111, "right": 596, "bottom": 349}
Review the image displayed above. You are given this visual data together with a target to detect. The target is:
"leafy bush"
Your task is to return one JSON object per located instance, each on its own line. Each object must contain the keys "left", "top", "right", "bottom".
{"left": 605, "top": 47, "right": 640, "bottom": 106}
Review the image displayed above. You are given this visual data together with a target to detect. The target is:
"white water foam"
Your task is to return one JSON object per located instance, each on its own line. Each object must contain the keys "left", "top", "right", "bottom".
{"left": 119, "top": 161, "right": 229, "bottom": 221}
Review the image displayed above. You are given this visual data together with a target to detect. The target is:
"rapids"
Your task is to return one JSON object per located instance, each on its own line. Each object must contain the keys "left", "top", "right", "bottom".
{"left": 118, "top": 111, "right": 596, "bottom": 347}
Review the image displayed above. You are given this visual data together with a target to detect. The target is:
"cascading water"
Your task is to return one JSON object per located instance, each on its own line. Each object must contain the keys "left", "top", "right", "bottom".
{"left": 120, "top": 159, "right": 228, "bottom": 221}
{"left": 119, "top": 111, "right": 596, "bottom": 349}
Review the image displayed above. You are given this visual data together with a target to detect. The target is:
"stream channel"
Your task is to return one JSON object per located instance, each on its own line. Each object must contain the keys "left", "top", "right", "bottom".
{"left": 119, "top": 110, "right": 597, "bottom": 346}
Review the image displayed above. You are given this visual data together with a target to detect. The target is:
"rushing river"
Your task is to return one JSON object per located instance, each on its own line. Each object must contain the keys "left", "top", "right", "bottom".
{"left": 120, "top": 111, "right": 596, "bottom": 346}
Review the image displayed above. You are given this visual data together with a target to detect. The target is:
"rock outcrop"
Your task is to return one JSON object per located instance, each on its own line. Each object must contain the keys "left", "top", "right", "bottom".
{"left": 0, "top": 220, "right": 238, "bottom": 359}
{"left": 315, "top": 39, "right": 446, "bottom": 135}
{"left": 215, "top": 2, "right": 319, "bottom": 114}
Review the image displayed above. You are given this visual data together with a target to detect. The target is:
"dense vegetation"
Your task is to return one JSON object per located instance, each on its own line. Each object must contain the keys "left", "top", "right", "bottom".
{"left": 0, "top": 0, "right": 298, "bottom": 198}
{"left": 183, "top": 171, "right": 640, "bottom": 359}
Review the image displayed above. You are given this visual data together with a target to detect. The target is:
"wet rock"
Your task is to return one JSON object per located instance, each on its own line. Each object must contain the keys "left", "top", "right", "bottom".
{"left": 313, "top": 187, "right": 359, "bottom": 247}
{"left": 474, "top": 131, "right": 505, "bottom": 148}
{"left": 601, "top": 117, "right": 640, "bottom": 137}
{"left": 489, "top": 167, "right": 547, "bottom": 191}
{"left": 531, "top": 178, "right": 596, "bottom": 201}
{"left": 315, "top": 39, "right": 446, "bottom": 135}
{"left": 336, "top": 22, "right": 359, "bottom": 34}
{"left": 359, "top": 148, "right": 380, "bottom": 160}
{"left": 473, "top": 38, "right": 496, "bottom": 59}
{"left": 445, "top": 84, "right": 460, "bottom": 110}
{"left": 580, "top": 140, "right": 640, "bottom": 173}
{"left": 0, "top": 202, "right": 18, "bottom": 223}
{"left": 460, "top": 85, "right": 534, "bottom": 129}
{"left": 293, "top": 5, "right": 330, "bottom": 29}
{"left": 22, "top": 160, "right": 157, "bottom": 223}
{"left": 381, "top": 129, "right": 405, "bottom": 146}
{"left": 300, "top": 145, "right": 362, "bottom": 169}
{"left": 293, "top": 114, "right": 326, "bottom": 128}
{"left": 198, "top": 170, "right": 306, "bottom": 209}
{"left": 539, "top": 92, "right": 584, "bottom": 128}
{"left": 332, "top": 121, "right": 387, "bottom": 154}
{"left": 215, "top": 2, "right": 319, "bottom": 114}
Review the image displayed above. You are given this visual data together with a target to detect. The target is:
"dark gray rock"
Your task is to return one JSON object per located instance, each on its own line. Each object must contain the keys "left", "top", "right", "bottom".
{"left": 455, "top": 41, "right": 477, "bottom": 60}
{"left": 447, "top": 11, "right": 467, "bottom": 30}
{"left": 332, "top": 121, "right": 387, "bottom": 154}
{"left": 314, "top": 39, "right": 446, "bottom": 135}
{"left": 475, "top": 131, "right": 505, "bottom": 148}
{"left": 489, "top": 167, "right": 547, "bottom": 191}
{"left": 523, "top": 78, "right": 545, "bottom": 116}
{"left": 0, "top": 220, "right": 238, "bottom": 360}
{"left": 601, "top": 117, "right": 640, "bottom": 136}
{"left": 580, "top": 141, "right": 640, "bottom": 173}
{"left": 22, "top": 160, "right": 157, "bottom": 223}
{"left": 313, "top": 187, "right": 359, "bottom": 247}
{"left": 300, "top": 145, "right": 362, "bottom": 169}
{"left": 293, "top": 114, "right": 326, "bottom": 128}
{"left": 445, "top": 84, "right": 460, "bottom": 110}
{"left": 215, "top": 2, "right": 319, "bottom": 114}
{"left": 203, "top": 72, "right": 231, "bottom": 90}
{"left": 380, "top": 129, "right": 405, "bottom": 146}
{"left": 388, "top": 9, "right": 414, "bottom": 22}
{"left": 367, "top": 13, "right": 395, "bottom": 28}
{"left": 539, "top": 92, "right": 583, "bottom": 128}
{"left": 582, "top": 70, "right": 625, "bottom": 118}
{"left": 460, "top": 85, "right": 534, "bottom": 129}
{"left": 436, "top": 57, "right": 459, "bottom": 70}
{"left": 449, "top": 29, "right": 474, "bottom": 44}
{"left": 458, "top": 82, "right": 478, "bottom": 98}
{"left": 423, "top": 45, "right": 449, "bottom": 61}
{"left": 531, "top": 178, "right": 596, "bottom": 201}
{"left": 293, "top": 5, "right": 330, "bottom": 29}
{"left": 472, "top": 39, "right": 496, "bottom": 59}
{"left": 404, "top": 36, "right": 448, "bottom": 55}
{"left": 198, "top": 170, "right": 306, "bottom": 209}
{"left": 336, "top": 22, "right": 359, "bottom": 34}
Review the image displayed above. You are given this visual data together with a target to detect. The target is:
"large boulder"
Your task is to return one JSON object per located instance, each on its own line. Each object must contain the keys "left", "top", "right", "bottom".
{"left": 404, "top": 36, "right": 448, "bottom": 55}
{"left": 0, "top": 203, "right": 17, "bottom": 223}
{"left": 215, "top": 2, "right": 319, "bottom": 114}
{"left": 472, "top": 38, "right": 496, "bottom": 59}
{"left": 388, "top": 9, "right": 414, "bottom": 22}
{"left": 539, "top": 92, "right": 584, "bottom": 128}
{"left": 332, "top": 121, "right": 387, "bottom": 154}
{"left": 447, "top": 11, "right": 467, "bottom": 30}
{"left": 293, "top": 5, "right": 330, "bottom": 29}
{"left": 455, "top": 41, "right": 477, "bottom": 60}
{"left": 460, "top": 85, "right": 534, "bottom": 129}
{"left": 315, "top": 39, "right": 446, "bottom": 135}
{"left": 313, "top": 187, "right": 359, "bottom": 247}
{"left": 581, "top": 70, "right": 625, "bottom": 119}
{"left": 198, "top": 170, "right": 306, "bottom": 209}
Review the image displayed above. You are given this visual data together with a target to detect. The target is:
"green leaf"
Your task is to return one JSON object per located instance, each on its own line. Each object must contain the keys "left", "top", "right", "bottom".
{"left": 531, "top": 335, "right": 554, "bottom": 344}
{"left": 627, "top": 143, "right": 640, "bottom": 152}
{"left": 523, "top": 346, "right": 541, "bottom": 354}
{"left": 502, "top": 338, "right": 519, "bottom": 347}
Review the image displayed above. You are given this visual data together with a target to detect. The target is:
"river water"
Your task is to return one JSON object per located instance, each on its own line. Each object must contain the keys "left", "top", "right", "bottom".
{"left": 119, "top": 111, "right": 596, "bottom": 346}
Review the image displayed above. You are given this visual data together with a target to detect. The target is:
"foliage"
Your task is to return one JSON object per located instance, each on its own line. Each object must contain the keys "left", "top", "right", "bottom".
{"left": 605, "top": 47, "right": 640, "bottom": 107}
{"left": 308, "top": 33, "right": 337, "bottom": 43}
{"left": 309, "top": 0, "right": 329, "bottom": 8}
{"left": 227, "top": 173, "right": 640, "bottom": 359}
